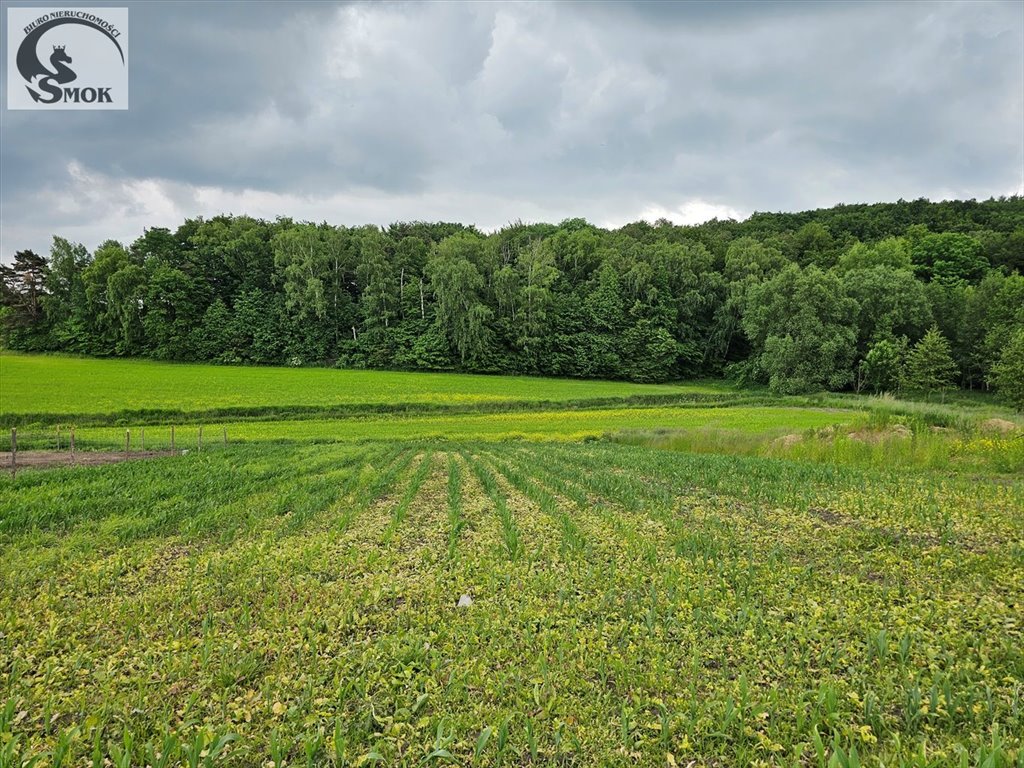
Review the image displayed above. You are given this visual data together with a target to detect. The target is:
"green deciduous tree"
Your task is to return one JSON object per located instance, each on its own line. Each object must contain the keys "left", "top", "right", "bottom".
{"left": 106, "top": 263, "right": 147, "bottom": 356}
{"left": 230, "top": 289, "right": 286, "bottom": 364}
{"left": 426, "top": 234, "right": 493, "bottom": 365}
{"left": 81, "top": 241, "right": 133, "bottom": 354}
{"left": 991, "top": 329, "right": 1024, "bottom": 411}
{"left": 620, "top": 319, "right": 679, "bottom": 382}
{"left": 837, "top": 237, "right": 911, "bottom": 273}
{"left": 273, "top": 223, "right": 355, "bottom": 361}
{"left": 842, "top": 266, "right": 932, "bottom": 359}
{"left": 355, "top": 228, "right": 398, "bottom": 332}
{"left": 912, "top": 233, "right": 987, "bottom": 285}
{"left": 788, "top": 222, "right": 837, "bottom": 268}
{"left": 191, "top": 298, "right": 233, "bottom": 362}
{"left": 518, "top": 243, "right": 559, "bottom": 336}
{"left": 144, "top": 264, "right": 210, "bottom": 360}
{"left": 189, "top": 215, "right": 276, "bottom": 299}
{"left": 43, "top": 237, "right": 92, "bottom": 352}
{"left": 741, "top": 265, "right": 858, "bottom": 393}
{"left": 858, "top": 336, "right": 908, "bottom": 394}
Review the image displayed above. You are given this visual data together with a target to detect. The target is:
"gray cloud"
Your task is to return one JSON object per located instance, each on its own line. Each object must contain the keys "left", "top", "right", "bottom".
{"left": 1, "top": 0, "right": 1021, "bottom": 257}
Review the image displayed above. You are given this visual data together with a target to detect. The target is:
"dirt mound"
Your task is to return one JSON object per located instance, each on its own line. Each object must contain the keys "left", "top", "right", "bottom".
{"left": 980, "top": 418, "right": 1018, "bottom": 434}
{"left": 772, "top": 433, "right": 803, "bottom": 449}
{"left": 848, "top": 424, "right": 912, "bottom": 443}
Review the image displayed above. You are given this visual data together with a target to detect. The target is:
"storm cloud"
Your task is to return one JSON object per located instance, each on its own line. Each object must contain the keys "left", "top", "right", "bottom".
{"left": 1, "top": 0, "right": 1021, "bottom": 256}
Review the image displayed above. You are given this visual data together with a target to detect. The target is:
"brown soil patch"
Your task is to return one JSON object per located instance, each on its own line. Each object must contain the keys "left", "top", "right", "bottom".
{"left": 809, "top": 506, "right": 845, "bottom": 525}
{"left": 2, "top": 450, "right": 177, "bottom": 472}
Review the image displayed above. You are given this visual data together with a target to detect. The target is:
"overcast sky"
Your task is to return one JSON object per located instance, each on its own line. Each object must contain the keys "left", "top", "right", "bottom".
{"left": 1, "top": 0, "right": 1022, "bottom": 257}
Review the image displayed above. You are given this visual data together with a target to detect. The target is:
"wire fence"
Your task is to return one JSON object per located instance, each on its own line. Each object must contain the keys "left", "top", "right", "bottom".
{"left": 2, "top": 424, "right": 232, "bottom": 477}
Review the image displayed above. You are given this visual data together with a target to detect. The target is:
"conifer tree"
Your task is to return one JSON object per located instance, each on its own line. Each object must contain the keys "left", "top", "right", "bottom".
{"left": 903, "top": 326, "right": 958, "bottom": 399}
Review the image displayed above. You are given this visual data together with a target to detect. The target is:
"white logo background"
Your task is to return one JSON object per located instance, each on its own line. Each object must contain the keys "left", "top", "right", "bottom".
{"left": 6, "top": 7, "right": 128, "bottom": 110}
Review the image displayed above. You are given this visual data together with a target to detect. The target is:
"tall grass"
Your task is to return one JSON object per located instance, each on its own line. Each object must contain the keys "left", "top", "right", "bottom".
{"left": 613, "top": 416, "right": 1023, "bottom": 475}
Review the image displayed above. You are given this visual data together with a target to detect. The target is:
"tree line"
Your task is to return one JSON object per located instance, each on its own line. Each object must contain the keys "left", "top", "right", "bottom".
{"left": 2, "top": 197, "right": 1023, "bottom": 407}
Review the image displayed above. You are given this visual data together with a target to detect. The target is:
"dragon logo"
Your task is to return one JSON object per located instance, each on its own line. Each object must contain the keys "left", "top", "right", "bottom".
{"left": 21, "top": 42, "right": 79, "bottom": 102}
{"left": 7, "top": 8, "right": 128, "bottom": 110}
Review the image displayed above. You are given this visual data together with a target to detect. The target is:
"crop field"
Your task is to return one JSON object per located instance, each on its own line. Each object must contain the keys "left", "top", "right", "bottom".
{"left": 1, "top": 355, "right": 1023, "bottom": 767}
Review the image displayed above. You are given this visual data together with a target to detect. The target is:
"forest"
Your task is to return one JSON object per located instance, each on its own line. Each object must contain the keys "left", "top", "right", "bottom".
{"left": 2, "top": 197, "right": 1023, "bottom": 405}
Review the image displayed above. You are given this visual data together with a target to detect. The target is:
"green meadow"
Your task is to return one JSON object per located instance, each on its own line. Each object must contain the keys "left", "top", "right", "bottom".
{"left": 0, "top": 353, "right": 731, "bottom": 423}
{"left": 1, "top": 354, "right": 1022, "bottom": 767}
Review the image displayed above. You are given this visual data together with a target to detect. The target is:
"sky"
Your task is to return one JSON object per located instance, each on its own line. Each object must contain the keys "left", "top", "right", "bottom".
{"left": 1, "top": 0, "right": 1022, "bottom": 258}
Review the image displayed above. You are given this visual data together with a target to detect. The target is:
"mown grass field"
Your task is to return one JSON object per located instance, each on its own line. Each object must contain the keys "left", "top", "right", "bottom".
{"left": 0, "top": 353, "right": 731, "bottom": 423}
{"left": 1, "top": 355, "right": 1022, "bottom": 767}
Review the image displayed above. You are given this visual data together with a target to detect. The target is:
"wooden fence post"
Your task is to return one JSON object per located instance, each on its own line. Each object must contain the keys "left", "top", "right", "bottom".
{"left": 141, "top": 427, "right": 145, "bottom": 451}
{"left": 171, "top": 425, "right": 176, "bottom": 451}
{"left": 70, "top": 427, "right": 76, "bottom": 459}
{"left": 57, "top": 424, "right": 61, "bottom": 451}
{"left": 10, "top": 428, "right": 16, "bottom": 479}
{"left": 198, "top": 426, "right": 203, "bottom": 452}
{"left": 125, "top": 429, "right": 130, "bottom": 458}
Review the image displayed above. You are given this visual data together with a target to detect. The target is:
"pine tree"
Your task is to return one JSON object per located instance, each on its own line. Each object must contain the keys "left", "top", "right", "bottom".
{"left": 903, "top": 326, "right": 958, "bottom": 399}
